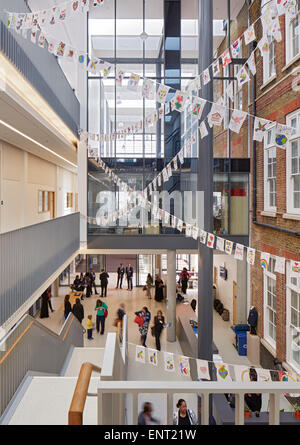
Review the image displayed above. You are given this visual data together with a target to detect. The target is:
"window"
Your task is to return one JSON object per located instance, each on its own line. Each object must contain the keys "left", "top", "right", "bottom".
{"left": 263, "top": 32, "right": 276, "bottom": 83}
{"left": 286, "top": 109, "right": 300, "bottom": 214}
{"left": 264, "top": 126, "right": 277, "bottom": 211}
{"left": 233, "top": 65, "right": 243, "bottom": 110}
{"left": 286, "top": 262, "right": 300, "bottom": 372}
{"left": 38, "top": 191, "right": 43, "bottom": 213}
{"left": 286, "top": 11, "right": 300, "bottom": 64}
{"left": 66, "top": 193, "right": 73, "bottom": 209}
{"left": 38, "top": 191, "right": 50, "bottom": 213}
{"left": 264, "top": 257, "right": 277, "bottom": 348}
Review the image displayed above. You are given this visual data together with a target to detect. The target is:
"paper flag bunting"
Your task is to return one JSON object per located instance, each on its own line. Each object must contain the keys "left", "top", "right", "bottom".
{"left": 136, "top": 345, "right": 146, "bottom": 364}
{"left": 200, "top": 230, "right": 207, "bottom": 244}
{"left": 174, "top": 90, "right": 187, "bottom": 112}
{"left": 192, "top": 226, "right": 199, "bottom": 240}
{"left": 116, "top": 70, "right": 124, "bottom": 85}
{"left": 158, "top": 106, "right": 164, "bottom": 119}
{"left": 253, "top": 117, "right": 271, "bottom": 142}
{"left": 48, "top": 40, "right": 56, "bottom": 54}
{"left": 127, "top": 73, "right": 140, "bottom": 91}
{"left": 177, "top": 219, "right": 183, "bottom": 232}
{"left": 207, "top": 233, "right": 215, "bottom": 248}
{"left": 142, "top": 78, "right": 155, "bottom": 99}
{"left": 225, "top": 240, "right": 233, "bottom": 255}
{"left": 247, "top": 52, "right": 256, "bottom": 76}
{"left": 162, "top": 168, "right": 169, "bottom": 183}
{"left": 244, "top": 24, "right": 256, "bottom": 45}
{"left": 258, "top": 37, "right": 270, "bottom": 57}
{"left": 291, "top": 260, "right": 300, "bottom": 278}
{"left": 103, "top": 61, "right": 112, "bottom": 78}
{"left": 247, "top": 247, "right": 256, "bottom": 265}
{"left": 222, "top": 48, "right": 232, "bottom": 67}
{"left": 277, "top": 371, "right": 297, "bottom": 383}
{"left": 228, "top": 110, "right": 247, "bottom": 133}
{"left": 202, "top": 68, "right": 211, "bottom": 85}
{"left": 231, "top": 38, "right": 242, "bottom": 58}
{"left": 192, "top": 98, "right": 206, "bottom": 119}
{"left": 164, "top": 211, "right": 170, "bottom": 225}
{"left": 178, "top": 148, "right": 184, "bottom": 165}
{"left": 234, "top": 243, "right": 244, "bottom": 261}
{"left": 164, "top": 352, "right": 175, "bottom": 372}
{"left": 274, "top": 256, "right": 285, "bottom": 274}
{"left": 199, "top": 120, "right": 208, "bottom": 139}
{"left": 257, "top": 368, "right": 271, "bottom": 382}
{"left": 171, "top": 216, "right": 176, "bottom": 228}
{"left": 207, "top": 103, "right": 226, "bottom": 127}
{"left": 275, "top": 124, "right": 292, "bottom": 149}
{"left": 148, "top": 348, "right": 158, "bottom": 366}
{"left": 173, "top": 156, "right": 178, "bottom": 170}
{"left": 38, "top": 34, "right": 46, "bottom": 48}
{"left": 216, "top": 237, "right": 225, "bottom": 251}
{"left": 236, "top": 66, "right": 250, "bottom": 89}
{"left": 157, "top": 174, "right": 162, "bottom": 187}
{"left": 215, "top": 363, "right": 232, "bottom": 382}
{"left": 226, "top": 82, "right": 234, "bottom": 101}
{"left": 186, "top": 224, "right": 192, "bottom": 237}
{"left": 261, "top": 10, "right": 273, "bottom": 33}
{"left": 178, "top": 356, "right": 190, "bottom": 377}
{"left": 271, "top": 16, "right": 282, "bottom": 42}
{"left": 233, "top": 365, "right": 251, "bottom": 383}
{"left": 260, "top": 252, "right": 270, "bottom": 270}
{"left": 196, "top": 359, "right": 211, "bottom": 380}
{"left": 212, "top": 59, "right": 220, "bottom": 76}
{"left": 157, "top": 84, "right": 170, "bottom": 103}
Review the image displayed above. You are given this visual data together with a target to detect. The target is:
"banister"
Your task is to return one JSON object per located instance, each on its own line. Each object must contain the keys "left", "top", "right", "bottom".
{"left": 68, "top": 362, "right": 102, "bottom": 425}
{"left": 117, "top": 320, "right": 122, "bottom": 343}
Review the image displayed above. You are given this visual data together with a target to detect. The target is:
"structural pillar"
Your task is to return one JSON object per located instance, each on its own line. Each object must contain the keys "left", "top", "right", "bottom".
{"left": 167, "top": 250, "right": 176, "bottom": 342}
{"left": 197, "top": 0, "right": 213, "bottom": 362}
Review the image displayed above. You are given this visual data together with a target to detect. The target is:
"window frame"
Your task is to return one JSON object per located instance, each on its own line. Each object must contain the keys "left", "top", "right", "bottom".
{"left": 66, "top": 192, "right": 73, "bottom": 209}
{"left": 264, "top": 125, "right": 277, "bottom": 212}
{"left": 286, "top": 109, "right": 300, "bottom": 215}
{"left": 263, "top": 256, "right": 277, "bottom": 350}
{"left": 286, "top": 261, "right": 300, "bottom": 374}
{"left": 262, "top": 31, "right": 276, "bottom": 84}
{"left": 285, "top": 10, "right": 300, "bottom": 65}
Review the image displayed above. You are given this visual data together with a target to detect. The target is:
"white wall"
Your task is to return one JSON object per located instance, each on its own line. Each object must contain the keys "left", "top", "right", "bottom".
{"left": 0, "top": 140, "right": 77, "bottom": 234}
{"left": 213, "top": 253, "right": 237, "bottom": 323}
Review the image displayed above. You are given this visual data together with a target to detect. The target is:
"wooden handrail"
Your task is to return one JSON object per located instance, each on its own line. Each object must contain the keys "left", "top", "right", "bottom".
{"left": 68, "top": 362, "right": 102, "bottom": 425}
{"left": 117, "top": 320, "right": 122, "bottom": 343}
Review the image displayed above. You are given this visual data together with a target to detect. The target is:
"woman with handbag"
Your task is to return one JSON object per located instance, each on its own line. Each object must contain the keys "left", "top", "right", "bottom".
{"left": 135, "top": 306, "right": 151, "bottom": 347}
{"left": 145, "top": 274, "right": 153, "bottom": 299}
{"left": 153, "top": 310, "right": 165, "bottom": 351}
{"left": 154, "top": 275, "right": 164, "bottom": 302}
{"left": 94, "top": 299, "right": 108, "bottom": 335}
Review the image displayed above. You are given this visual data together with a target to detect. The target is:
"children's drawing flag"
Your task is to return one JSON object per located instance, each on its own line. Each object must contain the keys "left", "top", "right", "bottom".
{"left": 192, "top": 98, "right": 206, "bottom": 119}
{"left": 38, "top": 34, "right": 46, "bottom": 48}
{"left": 226, "top": 82, "right": 234, "bottom": 101}
{"left": 247, "top": 247, "right": 256, "bottom": 265}
{"left": 207, "top": 233, "right": 215, "bottom": 248}
{"left": 185, "top": 224, "right": 192, "bottom": 237}
{"left": 247, "top": 52, "right": 256, "bottom": 75}
{"left": 103, "top": 61, "right": 112, "bottom": 78}
{"left": 164, "top": 352, "right": 175, "bottom": 372}
{"left": 222, "top": 48, "right": 232, "bottom": 67}
{"left": 202, "top": 68, "right": 211, "bottom": 85}
{"left": 173, "top": 156, "right": 178, "bottom": 171}
{"left": 196, "top": 359, "right": 211, "bottom": 380}
{"left": 258, "top": 37, "right": 270, "bottom": 57}
{"left": 207, "top": 103, "right": 226, "bottom": 127}
{"left": 178, "top": 356, "right": 190, "bottom": 377}
{"left": 177, "top": 219, "right": 183, "bottom": 232}
{"left": 212, "top": 59, "right": 220, "bottom": 76}
{"left": 142, "top": 78, "right": 155, "bottom": 99}
{"left": 236, "top": 66, "right": 250, "bottom": 89}
{"left": 233, "top": 365, "right": 251, "bottom": 383}
{"left": 199, "top": 120, "right": 208, "bottom": 139}
{"left": 127, "top": 73, "right": 140, "bottom": 91}
{"left": 257, "top": 368, "right": 271, "bottom": 382}
{"left": 253, "top": 117, "right": 271, "bottom": 141}
{"left": 228, "top": 110, "right": 247, "bottom": 133}
{"left": 216, "top": 237, "right": 225, "bottom": 252}
{"left": 231, "top": 38, "right": 242, "bottom": 58}
{"left": 225, "top": 240, "right": 233, "bottom": 255}
{"left": 136, "top": 345, "right": 146, "bottom": 364}
{"left": 215, "top": 363, "right": 232, "bottom": 382}
{"left": 178, "top": 148, "right": 184, "bottom": 165}
{"left": 274, "top": 256, "right": 285, "bottom": 274}
{"left": 275, "top": 124, "right": 292, "bottom": 149}
{"left": 30, "top": 28, "right": 38, "bottom": 44}
{"left": 162, "top": 168, "right": 169, "bottom": 183}
{"left": 148, "top": 348, "right": 158, "bottom": 366}
{"left": 277, "top": 371, "right": 297, "bottom": 383}
{"left": 260, "top": 252, "right": 270, "bottom": 270}
{"left": 157, "top": 84, "right": 170, "bottom": 103}
{"left": 271, "top": 16, "right": 282, "bottom": 42}
{"left": 199, "top": 230, "right": 207, "bottom": 244}
{"left": 116, "top": 70, "right": 124, "bottom": 85}
{"left": 234, "top": 243, "right": 244, "bottom": 261}
{"left": 192, "top": 226, "right": 199, "bottom": 240}
{"left": 244, "top": 24, "right": 256, "bottom": 45}
{"left": 291, "top": 260, "right": 300, "bottom": 278}
{"left": 174, "top": 90, "right": 187, "bottom": 112}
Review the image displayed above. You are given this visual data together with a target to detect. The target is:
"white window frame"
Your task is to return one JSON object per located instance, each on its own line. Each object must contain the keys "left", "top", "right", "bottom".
{"left": 264, "top": 125, "right": 277, "bottom": 212}
{"left": 233, "top": 65, "right": 243, "bottom": 111}
{"left": 286, "top": 109, "right": 300, "bottom": 215}
{"left": 263, "top": 257, "right": 277, "bottom": 349}
{"left": 263, "top": 31, "right": 276, "bottom": 84}
{"left": 286, "top": 261, "right": 300, "bottom": 374}
{"left": 285, "top": 9, "right": 300, "bottom": 65}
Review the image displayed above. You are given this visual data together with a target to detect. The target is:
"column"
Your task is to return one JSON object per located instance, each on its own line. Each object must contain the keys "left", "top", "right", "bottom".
{"left": 78, "top": 136, "right": 88, "bottom": 249}
{"left": 237, "top": 256, "right": 248, "bottom": 323}
{"left": 167, "top": 250, "right": 176, "bottom": 342}
{"left": 155, "top": 254, "right": 162, "bottom": 277}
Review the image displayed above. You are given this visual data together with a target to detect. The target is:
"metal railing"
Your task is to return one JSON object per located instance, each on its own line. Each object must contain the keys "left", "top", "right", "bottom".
{"left": 0, "top": 213, "right": 80, "bottom": 326}
{"left": 0, "top": 312, "right": 84, "bottom": 419}
{"left": 97, "top": 381, "right": 300, "bottom": 425}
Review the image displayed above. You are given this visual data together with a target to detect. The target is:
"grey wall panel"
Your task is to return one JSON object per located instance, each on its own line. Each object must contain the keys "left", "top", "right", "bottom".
{"left": 0, "top": 213, "right": 80, "bottom": 325}
{"left": 0, "top": 0, "right": 80, "bottom": 136}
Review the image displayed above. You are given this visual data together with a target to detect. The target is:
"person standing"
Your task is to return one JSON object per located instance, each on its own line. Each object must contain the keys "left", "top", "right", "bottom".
{"left": 47, "top": 287, "right": 54, "bottom": 313}
{"left": 145, "top": 273, "right": 153, "bottom": 299}
{"left": 95, "top": 299, "right": 108, "bottom": 335}
{"left": 126, "top": 263, "right": 134, "bottom": 291}
{"left": 90, "top": 268, "right": 99, "bottom": 295}
{"left": 180, "top": 267, "right": 190, "bottom": 295}
{"left": 100, "top": 269, "right": 109, "bottom": 297}
{"left": 64, "top": 294, "right": 72, "bottom": 320}
{"left": 40, "top": 289, "right": 50, "bottom": 319}
{"left": 85, "top": 273, "right": 92, "bottom": 298}
{"left": 244, "top": 368, "right": 262, "bottom": 417}
{"left": 173, "top": 399, "right": 197, "bottom": 425}
{"left": 154, "top": 275, "right": 164, "bottom": 302}
{"left": 116, "top": 263, "right": 125, "bottom": 289}
{"left": 72, "top": 298, "right": 84, "bottom": 324}
{"left": 153, "top": 310, "right": 165, "bottom": 351}
{"left": 135, "top": 307, "right": 151, "bottom": 347}
{"left": 86, "top": 315, "right": 94, "bottom": 340}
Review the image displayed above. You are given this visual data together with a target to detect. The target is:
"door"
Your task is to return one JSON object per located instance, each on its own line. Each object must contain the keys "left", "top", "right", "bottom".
{"left": 233, "top": 280, "right": 238, "bottom": 325}
{"left": 49, "top": 192, "right": 55, "bottom": 219}
{"left": 213, "top": 266, "right": 217, "bottom": 286}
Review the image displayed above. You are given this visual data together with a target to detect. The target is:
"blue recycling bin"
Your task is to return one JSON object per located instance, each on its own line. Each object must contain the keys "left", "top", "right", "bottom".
{"left": 236, "top": 331, "right": 247, "bottom": 356}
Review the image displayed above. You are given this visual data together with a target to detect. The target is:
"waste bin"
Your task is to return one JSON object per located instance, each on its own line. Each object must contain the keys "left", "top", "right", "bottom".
{"left": 236, "top": 332, "right": 247, "bottom": 356}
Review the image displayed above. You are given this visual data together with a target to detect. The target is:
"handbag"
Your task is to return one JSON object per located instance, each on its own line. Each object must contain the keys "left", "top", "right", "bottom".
{"left": 143, "top": 285, "right": 147, "bottom": 291}
{"left": 134, "top": 314, "right": 144, "bottom": 326}
{"left": 104, "top": 309, "right": 108, "bottom": 318}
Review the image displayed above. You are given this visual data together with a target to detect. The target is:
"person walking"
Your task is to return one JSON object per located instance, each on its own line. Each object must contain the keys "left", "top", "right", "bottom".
{"left": 72, "top": 298, "right": 84, "bottom": 324}
{"left": 117, "top": 303, "right": 126, "bottom": 323}
{"left": 135, "top": 306, "right": 151, "bottom": 347}
{"left": 126, "top": 263, "right": 134, "bottom": 291}
{"left": 100, "top": 269, "right": 109, "bottom": 298}
{"left": 90, "top": 268, "right": 99, "bottom": 295}
{"left": 154, "top": 275, "right": 164, "bottom": 302}
{"left": 153, "top": 310, "right": 165, "bottom": 351}
{"left": 180, "top": 267, "right": 190, "bottom": 295}
{"left": 173, "top": 399, "right": 197, "bottom": 425}
{"left": 64, "top": 294, "right": 72, "bottom": 320}
{"left": 138, "top": 402, "right": 160, "bottom": 425}
{"left": 94, "top": 299, "right": 108, "bottom": 335}
{"left": 145, "top": 273, "right": 153, "bottom": 299}
{"left": 116, "top": 263, "right": 125, "bottom": 289}
{"left": 40, "top": 289, "right": 50, "bottom": 319}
